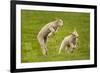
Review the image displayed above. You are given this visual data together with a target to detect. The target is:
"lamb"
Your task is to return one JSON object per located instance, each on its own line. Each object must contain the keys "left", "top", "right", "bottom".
{"left": 37, "top": 19, "right": 63, "bottom": 56}
{"left": 58, "top": 29, "right": 79, "bottom": 54}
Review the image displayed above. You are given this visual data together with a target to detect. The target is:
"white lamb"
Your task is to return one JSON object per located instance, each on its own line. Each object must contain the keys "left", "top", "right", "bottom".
{"left": 37, "top": 19, "right": 63, "bottom": 56}
{"left": 58, "top": 29, "right": 79, "bottom": 54}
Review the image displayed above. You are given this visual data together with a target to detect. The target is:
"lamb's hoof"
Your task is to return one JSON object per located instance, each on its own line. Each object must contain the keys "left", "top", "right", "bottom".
{"left": 43, "top": 53, "right": 48, "bottom": 57}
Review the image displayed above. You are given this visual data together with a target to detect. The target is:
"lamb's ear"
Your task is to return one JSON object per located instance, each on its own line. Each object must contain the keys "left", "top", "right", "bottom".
{"left": 55, "top": 18, "right": 61, "bottom": 24}
{"left": 71, "top": 32, "right": 76, "bottom": 36}
{"left": 54, "top": 18, "right": 59, "bottom": 20}
{"left": 70, "top": 32, "right": 73, "bottom": 35}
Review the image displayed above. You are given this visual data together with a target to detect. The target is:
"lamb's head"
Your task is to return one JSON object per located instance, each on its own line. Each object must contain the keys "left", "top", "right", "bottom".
{"left": 72, "top": 29, "right": 79, "bottom": 38}
{"left": 56, "top": 19, "right": 63, "bottom": 27}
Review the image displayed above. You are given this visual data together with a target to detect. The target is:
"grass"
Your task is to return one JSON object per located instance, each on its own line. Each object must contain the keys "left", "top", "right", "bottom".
{"left": 21, "top": 10, "right": 90, "bottom": 63}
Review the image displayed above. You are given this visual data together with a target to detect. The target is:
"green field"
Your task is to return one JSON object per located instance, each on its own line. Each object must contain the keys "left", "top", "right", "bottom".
{"left": 21, "top": 10, "right": 90, "bottom": 63}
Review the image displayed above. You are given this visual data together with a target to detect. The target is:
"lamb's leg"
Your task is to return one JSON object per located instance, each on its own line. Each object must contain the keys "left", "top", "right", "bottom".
{"left": 65, "top": 47, "right": 68, "bottom": 53}
{"left": 41, "top": 43, "right": 48, "bottom": 56}
{"left": 58, "top": 42, "right": 65, "bottom": 54}
{"left": 37, "top": 37, "right": 48, "bottom": 56}
{"left": 58, "top": 47, "right": 62, "bottom": 54}
{"left": 44, "top": 37, "right": 48, "bottom": 55}
{"left": 69, "top": 43, "right": 74, "bottom": 53}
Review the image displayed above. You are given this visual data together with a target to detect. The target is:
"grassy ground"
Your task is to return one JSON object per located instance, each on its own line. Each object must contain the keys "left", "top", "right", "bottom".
{"left": 21, "top": 10, "right": 90, "bottom": 63}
